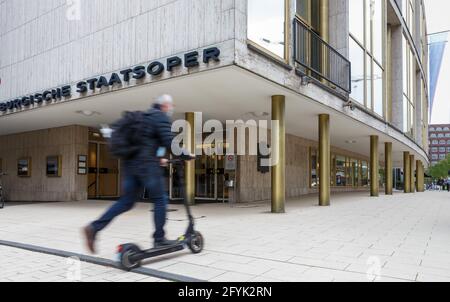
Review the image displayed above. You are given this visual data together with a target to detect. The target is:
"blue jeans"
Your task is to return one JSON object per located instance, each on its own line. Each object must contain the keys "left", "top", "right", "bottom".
{"left": 91, "top": 168, "right": 168, "bottom": 241}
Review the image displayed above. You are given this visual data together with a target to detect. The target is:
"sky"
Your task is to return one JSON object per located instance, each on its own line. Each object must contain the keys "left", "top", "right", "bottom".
{"left": 425, "top": 0, "right": 450, "bottom": 124}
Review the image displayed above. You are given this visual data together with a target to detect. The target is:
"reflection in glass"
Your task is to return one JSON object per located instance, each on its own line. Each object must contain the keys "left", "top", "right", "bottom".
{"left": 372, "top": 0, "right": 383, "bottom": 63}
{"left": 335, "top": 156, "right": 347, "bottom": 187}
{"left": 366, "top": 55, "right": 372, "bottom": 110}
{"left": 248, "top": 0, "right": 285, "bottom": 58}
{"left": 350, "top": 38, "right": 365, "bottom": 103}
{"left": 349, "top": 0, "right": 364, "bottom": 43}
{"left": 374, "top": 62, "right": 383, "bottom": 116}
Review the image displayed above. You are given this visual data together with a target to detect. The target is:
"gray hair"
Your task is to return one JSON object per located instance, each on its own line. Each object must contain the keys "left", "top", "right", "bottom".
{"left": 155, "top": 94, "right": 173, "bottom": 106}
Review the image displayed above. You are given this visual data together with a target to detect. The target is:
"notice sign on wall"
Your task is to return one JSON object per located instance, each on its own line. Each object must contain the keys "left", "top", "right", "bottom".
{"left": 77, "top": 155, "right": 87, "bottom": 175}
{"left": 46, "top": 156, "right": 62, "bottom": 177}
{"left": 225, "top": 155, "right": 237, "bottom": 171}
{"left": 18, "top": 158, "right": 31, "bottom": 177}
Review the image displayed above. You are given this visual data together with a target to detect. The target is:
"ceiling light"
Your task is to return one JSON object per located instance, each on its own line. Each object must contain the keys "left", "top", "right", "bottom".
{"left": 248, "top": 111, "right": 269, "bottom": 118}
{"left": 76, "top": 110, "right": 100, "bottom": 117}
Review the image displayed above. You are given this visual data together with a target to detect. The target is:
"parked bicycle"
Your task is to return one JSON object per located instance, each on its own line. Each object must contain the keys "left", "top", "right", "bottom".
{"left": 0, "top": 172, "right": 6, "bottom": 209}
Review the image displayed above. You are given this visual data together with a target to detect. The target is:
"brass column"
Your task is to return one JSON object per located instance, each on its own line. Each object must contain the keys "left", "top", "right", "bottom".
{"left": 370, "top": 136, "right": 379, "bottom": 197}
{"left": 385, "top": 142, "right": 393, "bottom": 195}
{"left": 403, "top": 152, "right": 411, "bottom": 193}
{"left": 185, "top": 112, "right": 196, "bottom": 205}
{"left": 320, "top": 0, "right": 329, "bottom": 43}
{"left": 271, "top": 96, "right": 286, "bottom": 213}
{"left": 417, "top": 161, "right": 424, "bottom": 192}
{"left": 320, "top": 0, "right": 329, "bottom": 80}
{"left": 410, "top": 155, "right": 415, "bottom": 193}
{"left": 319, "top": 114, "right": 330, "bottom": 206}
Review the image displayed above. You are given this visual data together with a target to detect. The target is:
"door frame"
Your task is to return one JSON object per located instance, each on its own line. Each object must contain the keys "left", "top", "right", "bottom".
{"left": 88, "top": 141, "right": 121, "bottom": 199}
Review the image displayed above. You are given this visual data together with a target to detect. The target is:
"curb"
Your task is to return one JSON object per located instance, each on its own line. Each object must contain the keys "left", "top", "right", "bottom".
{"left": 0, "top": 240, "right": 204, "bottom": 282}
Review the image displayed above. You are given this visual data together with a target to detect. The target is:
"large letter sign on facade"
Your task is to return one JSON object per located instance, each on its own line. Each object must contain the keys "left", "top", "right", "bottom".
{"left": 0, "top": 47, "right": 221, "bottom": 114}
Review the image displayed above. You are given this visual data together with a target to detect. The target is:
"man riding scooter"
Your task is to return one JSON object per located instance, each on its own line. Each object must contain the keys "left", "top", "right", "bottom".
{"left": 83, "top": 94, "right": 191, "bottom": 254}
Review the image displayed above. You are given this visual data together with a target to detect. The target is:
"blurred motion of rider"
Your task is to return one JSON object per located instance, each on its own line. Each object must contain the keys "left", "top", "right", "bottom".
{"left": 83, "top": 94, "right": 189, "bottom": 254}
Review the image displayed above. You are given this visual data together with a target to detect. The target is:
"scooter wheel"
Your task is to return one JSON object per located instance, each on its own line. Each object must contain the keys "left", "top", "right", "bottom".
{"left": 118, "top": 244, "right": 141, "bottom": 271}
{"left": 188, "top": 232, "right": 204, "bottom": 254}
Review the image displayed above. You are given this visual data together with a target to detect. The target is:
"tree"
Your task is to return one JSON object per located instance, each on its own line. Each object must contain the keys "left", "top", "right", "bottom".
{"left": 428, "top": 154, "right": 450, "bottom": 180}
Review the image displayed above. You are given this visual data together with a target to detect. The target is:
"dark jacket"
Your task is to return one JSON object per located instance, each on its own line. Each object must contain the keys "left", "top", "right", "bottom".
{"left": 122, "top": 106, "right": 174, "bottom": 176}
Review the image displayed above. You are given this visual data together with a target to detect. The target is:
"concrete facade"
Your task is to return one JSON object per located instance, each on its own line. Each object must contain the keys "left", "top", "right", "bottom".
{"left": 0, "top": 0, "right": 429, "bottom": 203}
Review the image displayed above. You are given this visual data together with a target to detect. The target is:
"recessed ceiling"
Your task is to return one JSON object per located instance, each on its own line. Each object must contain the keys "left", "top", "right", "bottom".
{"left": 0, "top": 66, "right": 426, "bottom": 167}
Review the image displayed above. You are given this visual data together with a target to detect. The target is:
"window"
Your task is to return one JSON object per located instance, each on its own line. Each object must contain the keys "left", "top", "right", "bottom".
{"left": 361, "top": 161, "right": 369, "bottom": 187}
{"left": 432, "top": 154, "right": 438, "bottom": 160}
{"left": 309, "top": 150, "right": 368, "bottom": 188}
{"left": 439, "top": 154, "right": 446, "bottom": 160}
{"left": 349, "top": 0, "right": 385, "bottom": 117}
{"left": 335, "top": 156, "right": 347, "bottom": 187}
{"left": 431, "top": 147, "right": 438, "bottom": 152}
{"left": 430, "top": 134, "right": 437, "bottom": 138}
{"left": 310, "top": 148, "right": 318, "bottom": 188}
{"left": 432, "top": 140, "right": 439, "bottom": 145}
{"left": 402, "top": 36, "right": 415, "bottom": 137}
{"left": 439, "top": 147, "right": 446, "bottom": 153}
{"left": 248, "top": 0, "right": 287, "bottom": 59}
{"left": 446, "top": 133, "right": 450, "bottom": 138}
{"left": 429, "top": 127, "right": 435, "bottom": 131}
{"left": 447, "top": 147, "right": 450, "bottom": 153}
{"left": 438, "top": 134, "right": 444, "bottom": 138}
{"left": 444, "top": 127, "right": 450, "bottom": 131}
{"left": 440, "top": 140, "right": 446, "bottom": 145}
{"left": 437, "top": 127, "right": 443, "bottom": 131}
{"left": 448, "top": 140, "right": 450, "bottom": 145}
{"left": 296, "top": 0, "right": 321, "bottom": 31}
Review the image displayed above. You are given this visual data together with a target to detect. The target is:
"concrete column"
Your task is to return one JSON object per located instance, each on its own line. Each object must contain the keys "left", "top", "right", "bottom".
{"left": 185, "top": 112, "right": 196, "bottom": 205}
{"left": 271, "top": 96, "right": 286, "bottom": 213}
{"left": 370, "top": 136, "right": 379, "bottom": 197}
{"left": 385, "top": 142, "right": 393, "bottom": 195}
{"left": 410, "top": 155, "right": 415, "bottom": 193}
{"left": 319, "top": 114, "right": 331, "bottom": 206}
{"left": 404, "top": 152, "right": 411, "bottom": 193}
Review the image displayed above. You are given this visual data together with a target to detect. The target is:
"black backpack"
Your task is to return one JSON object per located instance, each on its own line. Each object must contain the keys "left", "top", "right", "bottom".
{"left": 109, "top": 111, "right": 146, "bottom": 160}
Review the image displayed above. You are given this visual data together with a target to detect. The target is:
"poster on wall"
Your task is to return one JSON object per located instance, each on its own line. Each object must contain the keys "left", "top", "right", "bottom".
{"left": 18, "top": 158, "right": 31, "bottom": 177}
{"left": 46, "top": 156, "right": 62, "bottom": 177}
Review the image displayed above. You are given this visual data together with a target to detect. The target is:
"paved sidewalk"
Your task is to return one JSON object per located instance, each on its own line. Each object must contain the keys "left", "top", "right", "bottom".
{"left": 1, "top": 191, "right": 450, "bottom": 282}
{"left": 0, "top": 245, "right": 163, "bottom": 282}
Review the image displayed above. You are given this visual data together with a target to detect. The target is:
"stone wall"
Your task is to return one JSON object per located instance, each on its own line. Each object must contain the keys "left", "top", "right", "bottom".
{"left": 0, "top": 125, "right": 88, "bottom": 201}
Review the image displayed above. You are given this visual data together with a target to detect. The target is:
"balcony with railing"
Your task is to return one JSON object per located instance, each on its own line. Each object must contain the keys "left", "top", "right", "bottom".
{"left": 293, "top": 18, "right": 351, "bottom": 95}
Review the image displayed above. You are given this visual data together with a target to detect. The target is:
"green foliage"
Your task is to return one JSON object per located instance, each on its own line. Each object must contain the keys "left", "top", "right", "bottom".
{"left": 428, "top": 154, "right": 450, "bottom": 180}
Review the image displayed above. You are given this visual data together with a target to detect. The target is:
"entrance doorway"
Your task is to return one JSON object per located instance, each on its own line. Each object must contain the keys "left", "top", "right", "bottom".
{"left": 88, "top": 133, "right": 120, "bottom": 199}
{"left": 195, "top": 155, "right": 229, "bottom": 202}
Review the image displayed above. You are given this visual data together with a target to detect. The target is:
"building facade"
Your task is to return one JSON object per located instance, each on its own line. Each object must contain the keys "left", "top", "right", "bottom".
{"left": 429, "top": 124, "right": 450, "bottom": 166}
{"left": 0, "top": 0, "right": 429, "bottom": 209}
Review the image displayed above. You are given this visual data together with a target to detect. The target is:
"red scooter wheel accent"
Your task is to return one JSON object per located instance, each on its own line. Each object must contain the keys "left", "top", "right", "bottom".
{"left": 119, "top": 244, "right": 142, "bottom": 271}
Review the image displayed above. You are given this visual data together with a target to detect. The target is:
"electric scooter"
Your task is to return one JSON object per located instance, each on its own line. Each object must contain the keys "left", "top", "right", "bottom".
{"left": 117, "top": 158, "right": 204, "bottom": 271}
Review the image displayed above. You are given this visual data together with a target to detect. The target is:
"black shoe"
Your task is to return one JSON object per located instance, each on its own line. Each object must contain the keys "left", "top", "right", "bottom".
{"left": 154, "top": 238, "right": 179, "bottom": 249}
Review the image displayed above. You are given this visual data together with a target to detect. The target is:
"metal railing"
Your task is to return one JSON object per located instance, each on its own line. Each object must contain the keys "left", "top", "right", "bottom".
{"left": 293, "top": 18, "right": 351, "bottom": 94}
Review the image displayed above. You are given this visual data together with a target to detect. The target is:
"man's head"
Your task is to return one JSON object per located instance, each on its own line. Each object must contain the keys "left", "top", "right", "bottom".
{"left": 155, "top": 94, "right": 174, "bottom": 117}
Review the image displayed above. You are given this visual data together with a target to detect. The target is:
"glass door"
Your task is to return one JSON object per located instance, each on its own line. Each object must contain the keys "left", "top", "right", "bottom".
{"left": 195, "top": 155, "right": 216, "bottom": 200}
{"left": 88, "top": 142, "right": 120, "bottom": 199}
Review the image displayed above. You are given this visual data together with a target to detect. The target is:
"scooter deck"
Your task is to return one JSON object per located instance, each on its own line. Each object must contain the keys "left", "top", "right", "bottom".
{"left": 129, "top": 243, "right": 185, "bottom": 262}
